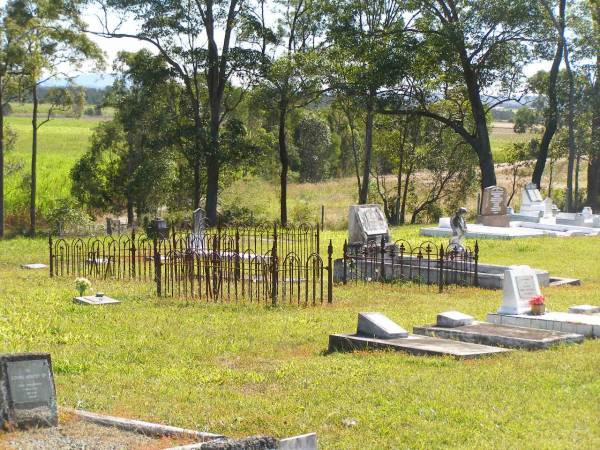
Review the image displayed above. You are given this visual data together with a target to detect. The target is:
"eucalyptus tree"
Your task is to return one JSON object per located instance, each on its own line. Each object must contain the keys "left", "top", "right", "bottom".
{"left": 92, "top": 0, "right": 263, "bottom": 225}
{"left": 253, "top": 0, "right": 327, "bottom": 225}
{"left": 7, "top": 0, "right": 103, "bottom": 235}
{"left": 326, "top": 0, "right": 414, "bottom": 204}
{"left": 381, "top": 0, "right": 544, "bottom": 191}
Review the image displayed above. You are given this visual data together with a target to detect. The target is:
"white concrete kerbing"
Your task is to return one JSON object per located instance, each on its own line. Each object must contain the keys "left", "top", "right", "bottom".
{"left": 568, "top": 305, "right": 600, "bottom": 315}
{"left": 279, "top": 432, "right": 318, "bottom": 450}
{"left": 487, "top": 312, "right": 600, "bottom": 337}
{"left": 67, "top": 408, "right": 224, "bottom": 441}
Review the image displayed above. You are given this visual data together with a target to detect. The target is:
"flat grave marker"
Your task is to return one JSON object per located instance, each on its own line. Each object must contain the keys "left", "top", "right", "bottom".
{"left": 73, "top": 293, "right": 121, "bottom": 305}
{"left": 20, "top": 264, "right": 48, "bottom": 270}
{"left": 357, "top": 312, "right": 408, "bottom": 339}
{"left": 0, "top": 353, "right": 58, "bottom": 429}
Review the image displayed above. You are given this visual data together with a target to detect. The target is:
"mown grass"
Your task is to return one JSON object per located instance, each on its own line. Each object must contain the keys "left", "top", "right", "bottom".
{"left": 1, "top": 229, "right": 599, "bottom": 449}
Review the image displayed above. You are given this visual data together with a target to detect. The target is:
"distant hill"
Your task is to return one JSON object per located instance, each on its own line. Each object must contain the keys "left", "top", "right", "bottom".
{"left": 42, "top": 73, "right": 115, "bottom": 88}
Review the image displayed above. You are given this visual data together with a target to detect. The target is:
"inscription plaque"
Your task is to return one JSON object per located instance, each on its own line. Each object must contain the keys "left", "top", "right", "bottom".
{"left": 516, "top": 275, "right": 538, "bottom": 300}
{"left": 0, "top": 353, "right": 58, "bottom": 429}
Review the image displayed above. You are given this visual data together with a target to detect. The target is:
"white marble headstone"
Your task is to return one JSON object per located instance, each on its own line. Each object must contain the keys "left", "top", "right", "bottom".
{"left": 357, "top": 312, "right": 408, "bottom": 339}
{"left": 498, "top": 265, "right": 541, "bottom": 315}
{"left": 348, "top": 205, "right": 391, "bottom": 245}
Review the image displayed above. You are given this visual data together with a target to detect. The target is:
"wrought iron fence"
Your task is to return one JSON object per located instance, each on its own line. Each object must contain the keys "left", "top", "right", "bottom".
{"left": 338, "top": 238, "right": 479, "bottom": 292}
{"left": 49, "top": 223, "right": 332, "bottom": 305}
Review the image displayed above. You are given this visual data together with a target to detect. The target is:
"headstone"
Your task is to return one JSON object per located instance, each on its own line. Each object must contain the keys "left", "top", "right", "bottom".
{"left": 581, "top": 207, "right": 593, "bottom": 220}
{"left": 190, "top": 208, "right": 206, "bottom": 251}
{"left": 148, "top": 217, "right": 168, "bottom": 240}
{"left": 0, "top": 353, "right": 58, "bottom": 429}
{"left": 356, "top": 312, "right": 408, "bottom": 339}
{"left": 106, "top": 217, "right": 113, "bottom": 235}
{"left": 568, "top": 305, "right": 600, "bottom": 315}
{"left": 519, "top": 183, "right": 552, "bottom": 219}
{"left": 73, "top": 293, "right": 121, "bottom": 305}
{"left": 498, "top": 265, "right": 542, "bottom": 315}
{"left": 20, "top": 264, "right": 48, "bottom": 270}
{"left": 436, "top": 311, "right": 474, "bottom": 328}
{"left": 279, "top": 432, "right": 318, "bottom": 450}
{"left": 348, "top": 205, "right": 391, "bottom": 245}
{"left": 477, "top": 186, "right": 510, "bottom": 227}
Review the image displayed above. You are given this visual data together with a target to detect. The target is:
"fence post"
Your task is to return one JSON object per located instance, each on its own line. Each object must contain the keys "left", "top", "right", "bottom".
{"left": 438, "top": 245, "right": 444, "bottom": 293}
{"left": 327, "top": 239, "right": 333, "bottom": 304}
{"left": 271, "top": 224, "right": 278, "bottom": 306}
{"left": 380, "top": 236, "right": 386, "bottom": 282}
{"left": 153, "top": 236, "right": 162, "bottom": 297}
{"left": 131, "top": 227, "right": 136, "bottom": 279}
{"left": 343, "top": 240, "right": 348, "bottom": 285}
{"left": 321, "top": 205, "right": 325, "bottom": 231}
{"left": 316, "top": 223, "right": 320, "bottom": 255}
{"left": 474, "top": 240, "right": 479, "bottom": 287}
{"left": 235, "top": 228, "right": 241, "bottom": 282}
{"left": 49, "top": 235, "right": 53, "bottom": 278}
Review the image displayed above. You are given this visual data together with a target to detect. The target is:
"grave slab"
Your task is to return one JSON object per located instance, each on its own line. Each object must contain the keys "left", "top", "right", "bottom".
{"left": 568, "top": 305, "right": 600, "bottom": 315}
{"left": 436, "top": 311, "right": 474, "bottom": 328}
{"left": 73, "top": 295, "right": 121, "bottom": 305}
{"left": 0, "top": 353, "right": 58, "bottom": 429}
{"left": 279, "top": 432, "right": 318, "bottom": 450}
{"left": 328, "top": 333, "right": 510, "bottom": 359}
{"left": 487, "top": 312, "right": 600, "bottom": 338}
{"left": 413, "top": 321, "right": 583, "bottom": 349}
{"left": 20, "top": 263, "right": 48, "bottom": 270}
{"left": 357, "top": 312, "right": 408, "bottom": 339}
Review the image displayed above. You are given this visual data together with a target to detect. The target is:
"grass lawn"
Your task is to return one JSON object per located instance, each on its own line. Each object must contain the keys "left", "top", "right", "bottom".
{"left": 1, "top": 227, "right": 599, "bottom": 449}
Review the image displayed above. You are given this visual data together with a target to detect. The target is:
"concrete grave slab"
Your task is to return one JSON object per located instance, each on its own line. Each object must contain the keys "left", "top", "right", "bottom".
{"left": 568, "top": 305, "right": 600, "bottom": 315}
{"left": 436, "top": 311, "right": 474, "bottom": 328}
{"left": 21, "top": 263, "right": 48, "bottom": 270}
{"left": 279, "top": 433, "right": 318, "bottom": 450}
{"left": 413, "top": 321, "right": 583, "bottom": 349}
{"left": 487, "top": 312, "right": 600, "bottom": 338}
{"left": 328, "top": 333, "right": 510, "bottom": 359}
{"left": 357, "top": 312, "right": 408, "bottom": 339}
{"left": 73, "top": 294, "right": 121, "bottom": 305}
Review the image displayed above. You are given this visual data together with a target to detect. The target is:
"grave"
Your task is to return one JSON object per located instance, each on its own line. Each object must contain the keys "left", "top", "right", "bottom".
{"left": 477, "top": 186, "right": 510, "bottom": 227}
{"left": 20, "top": 263, "right": 48, "bottom": 270}
{"left": 73, "top": 293, "right": 121, "bottom": 305}
{"left": 568, "top": 304, "right": 600, "bottom": 315}
{"left": 497, "top": 265, "right": 540, "bottom": 315}
{"left": 328, "top": 313, "right": 510, "bottom": 359}
{"left": 348, "top": 204, "right": 391, "bottom": 246}
{"left": 190, "top": 208, "right": 206, "bottom": 251}
{"left": 487, "top": 311, "right": 600, "bottom": 338}
{"left": 518, "top": 183, "right": 553, "bottom": 219}
{"left": 414, "top": 313, "right": 584, "bottom": 350}
{"left": 0, "top": 353, "right": 58, "bottom": 429}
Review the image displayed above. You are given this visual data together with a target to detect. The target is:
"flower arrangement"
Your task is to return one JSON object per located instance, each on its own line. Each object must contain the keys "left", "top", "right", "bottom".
{"left": 75, "top": 277, "right": 92, "bottom": 296}
{"left": 529, "top": 295, "right": 545, "bottom": 306}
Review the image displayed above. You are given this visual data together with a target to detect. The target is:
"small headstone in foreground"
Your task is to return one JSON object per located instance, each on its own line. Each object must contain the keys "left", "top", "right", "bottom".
{"left": 436, "top": 311, "right": 474, "bottom": 328}
{"left": 21, "top": 264, "right": 48, "bottom": 270}
{"left": 0, "top": 353, "right": 58, "bottom": 429}
{"left": 357, "top": 312, "right": 408, "bottom": 339}
{"left": 568, "top": 305, "right": 600, "bottom": 315}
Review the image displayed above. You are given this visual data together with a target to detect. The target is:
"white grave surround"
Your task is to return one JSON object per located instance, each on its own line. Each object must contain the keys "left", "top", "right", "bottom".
{"left": 498, "top": 265, "right": 542, "bottom": 315}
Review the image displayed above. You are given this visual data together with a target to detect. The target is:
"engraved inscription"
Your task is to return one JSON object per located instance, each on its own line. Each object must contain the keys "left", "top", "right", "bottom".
{"left": 358, "top": 208, "right": 388, "bottom": 235}
{"left": 6, "top": 360, "right": 52, "bottom": 407}
{"left": 515, "top": 275, "right": 538, "bottom": 300}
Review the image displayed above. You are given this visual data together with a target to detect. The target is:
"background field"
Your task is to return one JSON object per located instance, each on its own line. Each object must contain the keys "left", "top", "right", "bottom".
{"left": 0, "top": 228, "right": 599, "bottom": 449}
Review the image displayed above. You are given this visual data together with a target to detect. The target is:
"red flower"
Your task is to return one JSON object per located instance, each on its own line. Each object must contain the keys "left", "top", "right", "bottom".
{"left": 529, "top": 295, "right": 545, "bottom": 306}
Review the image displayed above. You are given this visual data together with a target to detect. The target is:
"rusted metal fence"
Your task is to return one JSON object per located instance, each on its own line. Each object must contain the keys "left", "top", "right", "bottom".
{"left": 340, "top": 238, "right": 479, "bottom": 292}
{"left": 49, "top": 223, "right": 332, "bottom": 305}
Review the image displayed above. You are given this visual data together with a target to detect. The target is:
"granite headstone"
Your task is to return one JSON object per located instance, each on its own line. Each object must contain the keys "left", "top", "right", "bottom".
{"left": 348, "top": 205, "right": 391, "bottom": 245}
{"left": 477, "top": 186, "right": 509, "bottom": 227}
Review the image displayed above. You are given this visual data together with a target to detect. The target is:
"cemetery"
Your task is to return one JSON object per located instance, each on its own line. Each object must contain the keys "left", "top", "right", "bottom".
{"left": 1, "top": 0, "right": 599, "bottom": 448}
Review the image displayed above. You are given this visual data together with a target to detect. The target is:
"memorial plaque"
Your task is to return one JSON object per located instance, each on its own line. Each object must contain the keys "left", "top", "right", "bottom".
{"left": 515, "top": 276, "right": 538, "bottom": 300}
{"left": 0, "top": 353, "right": 58, "bottom": 429}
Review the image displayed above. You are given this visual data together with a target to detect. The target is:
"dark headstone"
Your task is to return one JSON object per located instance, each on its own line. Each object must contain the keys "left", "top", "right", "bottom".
{"left": 0, "top": 353, "right": 58, "bottom": 429}
{"left": 148, "top": 217, "right": 168, "bottom": 240}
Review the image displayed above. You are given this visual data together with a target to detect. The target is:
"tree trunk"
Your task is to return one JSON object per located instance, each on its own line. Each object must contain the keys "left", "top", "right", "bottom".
{"left": 345, "top": 109, "right": 362, "bottom": 200}
{"left": 564, "top": 40, "right": 576, "bottom": 212}
{"left": 359, "top": 91, "right": 375, "bottom": 204}
{"left": 532, "top": 0, "right": 566, "bottom": 188}
{"left": 126, "top": 197, "right": 134, "bottom": 226}
{"left": 587, "top": 4, "right": 600, "bottom": 209}
{"left": 0, "top": 75, "right": 4, "bottom": 238}
{"left": 30, "top": 84, "right": 38, "bottom": 236}
{"left": 278, "top": 100, "right": 288, "bottom": 226}
{"left": 204, "top": 95, "right": 221, "bottom": 226}
{"left": 400, "top": 164, "right": 413, "bottom": 225}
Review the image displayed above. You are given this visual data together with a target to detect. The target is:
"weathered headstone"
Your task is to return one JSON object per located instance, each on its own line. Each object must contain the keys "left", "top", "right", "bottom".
{"left": 348, "top": 205, "right": 391, "bottom": 245}
{"left": 148, "top": 218, "right": 168, "bottom": 240}
{"left": 519, "top": 183, "right": 552, "bottom": 219}
{"left": 477, "top": 186, "right": 509, "bottom": 227}
{"left": 190, "top": 208, "right": 206, "bottom": 251}
{"left": 357, "top": 312, "right": 408, "bottom": 339}
{"left": 436, "top": 311, "right": 474, "bottom": 328}
{"left": 497, "top": 265, "right": 541, "bottom": 315}
{"left": 0, "top": 353, "right": 58, "bottom": 429}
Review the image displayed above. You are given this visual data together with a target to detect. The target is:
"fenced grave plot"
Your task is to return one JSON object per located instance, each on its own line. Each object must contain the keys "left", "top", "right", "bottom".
{"left": 336, "top": 239, "right": 479, "bottom": 292}
{"left": 49, "top": 224, "right": 333, "bottom": 306}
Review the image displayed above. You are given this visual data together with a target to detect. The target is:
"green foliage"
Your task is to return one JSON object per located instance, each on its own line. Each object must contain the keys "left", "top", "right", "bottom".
{"left": 513, "top": 108, "right": 539, "bottom": 133}
{"left": 293, "top": 112, "right": 332, "bottom": 182}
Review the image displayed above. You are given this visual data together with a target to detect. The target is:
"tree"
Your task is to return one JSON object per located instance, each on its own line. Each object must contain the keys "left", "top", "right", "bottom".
{"left": 7, "top": 0, "right": 103, "bottom": 235}
{"left": 327, "top": 0, "right": 414, "bottom": 203}
{"left": 513, "top": 107, "right": 539, "bottom": 133}
{"left": 293, "top": 112, "right": 332, "bottom": 182}
{"left": 381, "top": 0, "right": 544, "bottom": 190}
{"left": 93, "top": 0, "right": 262, "bottom": 225}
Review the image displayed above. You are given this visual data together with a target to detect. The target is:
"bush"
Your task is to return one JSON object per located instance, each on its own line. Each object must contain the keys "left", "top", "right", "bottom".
{"left": 45, "top": 200, "right": 94, "bottom": 235}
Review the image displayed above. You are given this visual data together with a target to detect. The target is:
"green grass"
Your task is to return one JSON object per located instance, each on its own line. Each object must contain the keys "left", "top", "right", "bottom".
{"left": 1, "top": 229, "right": 599, "bottom": 449}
